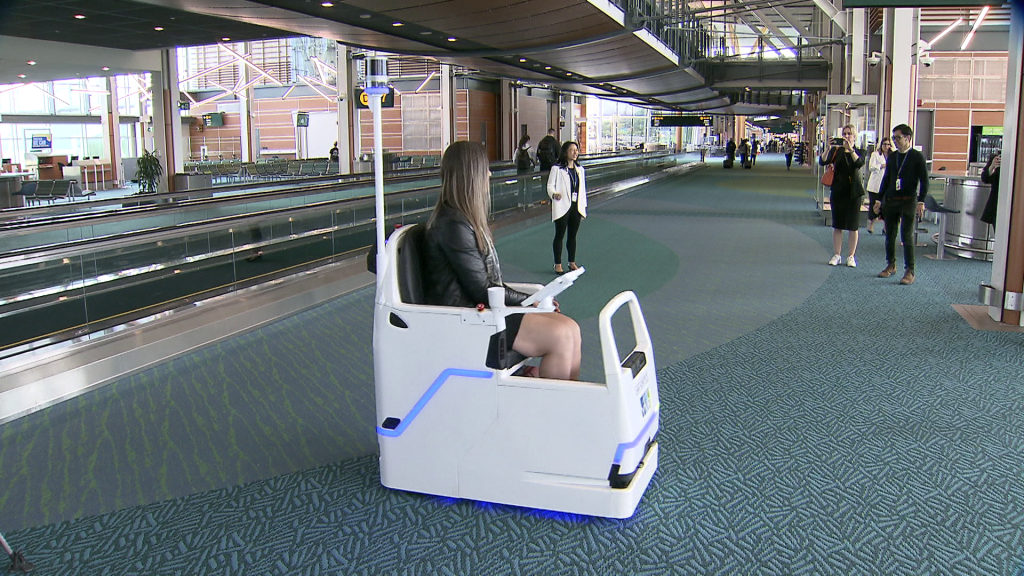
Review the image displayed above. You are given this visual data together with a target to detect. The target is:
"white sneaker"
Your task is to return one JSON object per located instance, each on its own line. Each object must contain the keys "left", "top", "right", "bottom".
{"left": 828, "top": 254, "right": 842, "bottom": 266}
{"left": 845, "top": 255, "right": 857, "bottom": 267}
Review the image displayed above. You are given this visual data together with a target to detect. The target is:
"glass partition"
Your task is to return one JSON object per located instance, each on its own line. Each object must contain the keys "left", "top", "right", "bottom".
{"left": 0, "top": 152, "right": 680, "bottom": 356}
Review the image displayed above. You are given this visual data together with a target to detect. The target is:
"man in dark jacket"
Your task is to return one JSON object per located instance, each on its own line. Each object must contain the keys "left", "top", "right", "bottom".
{"left": 536, "top": 129, "right": 560, "bottom": 172}
{"left": 873, "top": 123, "right": 929, "bottom": 285}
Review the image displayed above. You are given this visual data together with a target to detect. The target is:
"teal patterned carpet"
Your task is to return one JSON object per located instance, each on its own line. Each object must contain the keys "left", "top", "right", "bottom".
{"left": 2, "top": 155, "right": 1023, "bottom": 574}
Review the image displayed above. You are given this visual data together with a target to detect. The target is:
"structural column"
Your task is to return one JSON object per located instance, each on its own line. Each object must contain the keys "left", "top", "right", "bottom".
{"left": 886, "top": 8, "right": 919, "bottom": 131}
{"left": 101, "top": 76, "right": 122, "bottom": 186}
{"left": 335, "top": 42, "right": 352, "bottom": 175}
{"left": 151, "top": 49, "right": 186, "bottom": 191}
{"left": 559, "top": 92, "right": 574, "bottom": 143}
{"left": 986, "top": 2, "right": 1024, "bottom": 325}
{"left": 849, "top": 9, "right": 867, "bottom": 95}
{"left": 441, "top": 63, "right": 455, "bottom": 153}
{"left": 238, "top": 42, "right": 253, "bottom": 162}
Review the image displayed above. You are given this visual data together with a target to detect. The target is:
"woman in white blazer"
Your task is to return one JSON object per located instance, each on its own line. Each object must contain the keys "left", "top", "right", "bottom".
{"left": 546, "top": 141, "right": 587, "bottom": 274}
{"left": 865, "top": 136, "right": 891, "bottom": 234}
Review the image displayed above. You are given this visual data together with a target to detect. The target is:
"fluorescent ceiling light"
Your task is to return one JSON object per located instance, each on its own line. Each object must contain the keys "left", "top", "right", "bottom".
{"left": 961, "top": 6, "right": 989, "bottom": 51}
{"left": 929, "top": 17, "right": 963, "bottom": 47}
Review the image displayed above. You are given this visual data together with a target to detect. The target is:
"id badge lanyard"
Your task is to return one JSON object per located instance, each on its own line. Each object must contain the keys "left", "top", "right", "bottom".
{"left": 895, "top": 152, "right": 907, "bottom": 191}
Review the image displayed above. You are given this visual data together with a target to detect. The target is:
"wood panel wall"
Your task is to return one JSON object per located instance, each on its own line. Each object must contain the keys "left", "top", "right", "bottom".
{"left": 184, "top": 88, "right": 500, "bottom": 162}
{"left": 919, "top": 51, "right": 1007, "bottom": 175}
{"left": 519, "top": 93, "right": 550, "bottom": 152}
{"left": 254, "top": 96, "right": 336, "bottom": 158}
{"left": 456, "top": 89, "right": 470, "bottom": 142}
{"left": 468, "top": 89, "right": 498, "bottom": 161}
{"left": 187, "top": 96, "right": 337, "bottom": 160}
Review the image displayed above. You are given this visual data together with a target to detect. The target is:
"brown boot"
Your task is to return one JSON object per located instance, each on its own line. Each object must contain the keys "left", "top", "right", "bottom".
{"left": 900, "top": 270, "right": 915, "bottom": 285}
{"left": 878, "top": 263, "right": 897, "bottom": 278}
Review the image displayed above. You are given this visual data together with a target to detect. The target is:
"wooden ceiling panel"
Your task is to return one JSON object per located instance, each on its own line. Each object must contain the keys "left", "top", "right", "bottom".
{"left": 468, "top": 19, "right": 622, "bottom": 50}
{"left": 426, "top": 15, "right": 615, "bottom": 46}
{"left": 386, "top": 0, "right": 574, "bottom": 23}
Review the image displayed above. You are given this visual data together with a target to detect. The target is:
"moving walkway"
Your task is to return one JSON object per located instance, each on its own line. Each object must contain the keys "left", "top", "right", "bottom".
{"left": 0, "top": 152, "right": 681, "bottom": 358}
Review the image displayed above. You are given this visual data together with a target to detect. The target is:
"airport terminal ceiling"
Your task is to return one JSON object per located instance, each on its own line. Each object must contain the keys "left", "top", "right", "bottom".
{"left": 0, "top": 1, "right": 1009, "bottom": 114}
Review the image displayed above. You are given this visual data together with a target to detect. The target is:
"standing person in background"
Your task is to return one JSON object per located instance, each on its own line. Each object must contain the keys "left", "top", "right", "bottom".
{"left": 547, "top": 141, "right": 587, "bottom": 275}
{"left": 873, "top": 124, "right": 929, "bottom": 285}
{"left": 329, "top": 142, "right": 340, "bottom": 163}
{"left": 980, "top": 152, "right": 1001, "bottom": 230}
{"left": 738, "top": 139, "right": 750, "bottom": 167}
{"left": 751, "top": 138, "right": 759, "bottom": 166}
{"left": 785, "top": 138, "right": 795, "bottom": 170}
{"left": 515, "top": 135, "right": 535, "bottom": 175}
{"left": 536, "top": 129, "right": 560, "bottom": 173}
{"left": 820, "top": 124, "right": 866, "bottom": 268}
{"left": 726, "top": 138, "right": 737, "bottom": 163}
{"left": 865, "top": 136, "right": 892, "bottom": 234}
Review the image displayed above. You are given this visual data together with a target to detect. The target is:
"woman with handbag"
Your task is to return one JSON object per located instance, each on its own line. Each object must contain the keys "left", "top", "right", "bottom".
{"left": 819, "top": 124, "right": 866, "bottom": 267}
{"left": 865, "top": 137, "right": 891, "bottom": 234}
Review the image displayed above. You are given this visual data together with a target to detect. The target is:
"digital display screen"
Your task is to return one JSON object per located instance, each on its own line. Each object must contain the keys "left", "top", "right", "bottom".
{"left": 651, "top": 115, "right": 712, "bottom": 127}
{"left": 296, "top": 112, "right": 309, "bottom": 127}
{"left": 981, "top": 126, "right": 1004, "bottom": 136}
{"left": 31, "top": 135, "right": 51, "bottom": 149}
{"left": 202, "top": 113, "right": 224, "bottom": 127}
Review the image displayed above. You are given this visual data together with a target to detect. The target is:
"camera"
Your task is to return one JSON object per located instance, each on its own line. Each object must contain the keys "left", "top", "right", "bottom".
{"left": 831, "top": 137, "right": 844, "bottom": 146}
{"left": 868, "top": 52, "right": 882, "bottom": 67}
{"left": 920, "top": 52, "right": 934, "bottom": 67}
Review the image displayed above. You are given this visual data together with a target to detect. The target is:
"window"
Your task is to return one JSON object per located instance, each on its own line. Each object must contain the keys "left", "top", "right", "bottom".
{"left": 401, "top": 93, "right": 442, "bottom": 153}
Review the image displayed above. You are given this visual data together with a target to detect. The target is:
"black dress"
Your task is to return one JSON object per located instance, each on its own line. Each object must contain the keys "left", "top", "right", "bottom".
{"left": 980, "top": 165, "right": 999, "bottom": 226}
{"left": 820, "top": 147, "right": 866, "bottom": 231}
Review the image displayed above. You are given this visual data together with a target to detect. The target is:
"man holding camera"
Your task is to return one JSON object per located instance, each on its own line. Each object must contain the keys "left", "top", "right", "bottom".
{"left": 873, "top": 124, "right": 929, "bottom": 285}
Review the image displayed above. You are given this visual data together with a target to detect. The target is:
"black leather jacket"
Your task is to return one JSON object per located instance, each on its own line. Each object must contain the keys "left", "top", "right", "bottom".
{"left": 424, "top": 205, "right": 528, "bottom": 308}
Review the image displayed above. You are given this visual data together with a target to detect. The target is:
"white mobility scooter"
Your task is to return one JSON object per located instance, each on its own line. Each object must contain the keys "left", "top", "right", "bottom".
{"left": 372, "top": 224, "right": 660, "bottom": 518}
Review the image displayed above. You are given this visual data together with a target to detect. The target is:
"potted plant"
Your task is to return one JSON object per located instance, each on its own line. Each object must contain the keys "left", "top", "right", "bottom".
{"left": 135, "top": 149, "right": 163, "bottom": 194}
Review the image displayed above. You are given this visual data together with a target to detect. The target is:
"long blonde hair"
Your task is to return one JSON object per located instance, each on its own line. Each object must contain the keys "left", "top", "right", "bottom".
{"left": 428, "top": 141, "right": 493, "bottom": 253}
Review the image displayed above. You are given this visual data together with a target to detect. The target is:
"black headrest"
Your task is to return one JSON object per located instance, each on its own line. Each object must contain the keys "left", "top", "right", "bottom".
{"left": 397, "top": 225, "right": 428, "bottom": 305}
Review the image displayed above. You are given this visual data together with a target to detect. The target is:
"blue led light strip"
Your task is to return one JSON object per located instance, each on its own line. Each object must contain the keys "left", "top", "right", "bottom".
{"left": 377, "top": 368, "right": 493, "bottom": 437}
{"left": 613, "top": 409, "right": 659, "bottom": 464}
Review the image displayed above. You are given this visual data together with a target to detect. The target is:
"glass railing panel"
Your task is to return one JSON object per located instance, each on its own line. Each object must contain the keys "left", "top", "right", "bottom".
{"left": 0, "top": 153, "right": 680, "bottom": 354}
{"left": 0, "top": 253, "right": 89, "bottom": 351}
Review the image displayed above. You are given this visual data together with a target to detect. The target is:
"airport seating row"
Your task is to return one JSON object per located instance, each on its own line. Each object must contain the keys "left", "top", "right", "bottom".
{"left": 13, "top": 179, "right": 92, "bottom": 205}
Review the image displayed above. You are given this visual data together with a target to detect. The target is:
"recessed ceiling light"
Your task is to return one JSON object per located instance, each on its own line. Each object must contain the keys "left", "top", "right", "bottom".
{"left": 321, "top": 1, "right": 333, "bottom": 6}
{"left": 18, "top": 74, "right": 26, "bottom": 78}
{"left": 544, "top": 66, "right": 552, "bottom": 70}
{"left": 359, "top": 14, "right": 371, "bottom": 18}
{"left": 74, "top": 14, "right": 86, "bottom": 19}
{"left": 447, "top": 37, "right": 457, "bottom": 42}
{"left": 102, "top": 66, "right": 110, "bottom": 71}
{"left": 565, "top": 72, "right": 572, "bottom": 76}
{"left": 154, "top": 26, "right": 164, "bottom": 31}
{"left": 392, "top": 22, "right": 403, "bottom": 27}
{"left": 420, "top": 31, "right": 432, "bottom": 35}
{"left": 221, "top": 37, "right": 230, "bottom": 41}
{"left": 519, "top": 58, "right": 526, "bottom": 62}
{"left": 27, "top": 60, "right": 36, "bottom": 65}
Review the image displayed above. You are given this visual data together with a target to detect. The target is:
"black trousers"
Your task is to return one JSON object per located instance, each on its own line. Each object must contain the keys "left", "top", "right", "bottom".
{"left": 785, "top": 153, "right": 793, "bottom": 168}
{"left": 882, "top": 198, "right": 917, "bottom": 271}
{"left": 553, "top": 205, "right": 583, "bottom": 264}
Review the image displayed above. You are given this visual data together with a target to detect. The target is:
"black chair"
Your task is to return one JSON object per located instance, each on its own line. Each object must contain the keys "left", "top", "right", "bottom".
{"left": 924, "top": 195, "right": 960, "bottom": 260}
{"left": 11, "top": 181, "right": 37, "bottom": 206}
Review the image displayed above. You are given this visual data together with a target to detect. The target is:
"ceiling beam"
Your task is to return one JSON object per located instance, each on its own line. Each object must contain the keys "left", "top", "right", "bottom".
{"left": 772, "top": 3, "right": 813, "bottom": 38}
{"left": 748, "top": 6, "right": 799, "bottom": 50}
{"left": 811, "top": 0, "right": 847, "bottom": 34}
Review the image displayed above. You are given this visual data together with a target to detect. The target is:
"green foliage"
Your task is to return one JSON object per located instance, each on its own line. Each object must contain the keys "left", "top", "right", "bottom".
{"left": 136, "top": 149, "right": 164, "bottom": 194}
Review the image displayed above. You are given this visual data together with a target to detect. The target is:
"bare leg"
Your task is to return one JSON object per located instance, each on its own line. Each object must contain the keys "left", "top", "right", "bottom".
{"left": 512, "top": 313, "right": 582, "bottom": 380}
{"left": 848, "top": 229, "right": 859, "bottom": 256}
{"left": 832, "top": 228, "right": 843, "bottom": 257}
